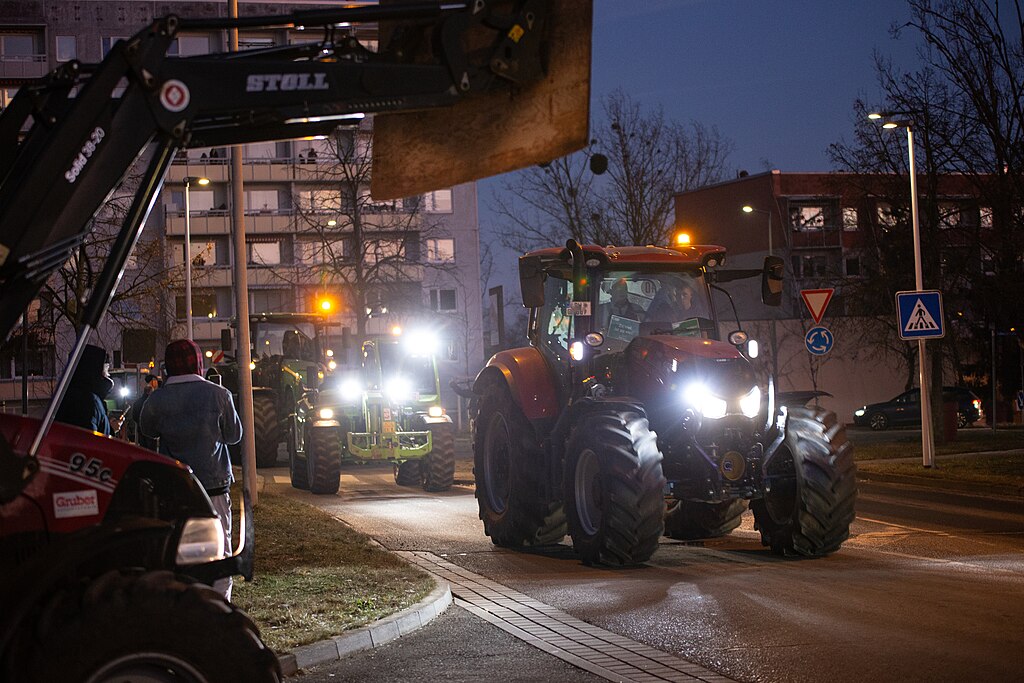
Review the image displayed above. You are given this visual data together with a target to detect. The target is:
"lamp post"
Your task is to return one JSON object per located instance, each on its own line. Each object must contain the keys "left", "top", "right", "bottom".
{"left": 741, "top": 204, "right": 772, "bottom": 256}
{"left": 868, "top": 112, "right": 935, "bottom": 468}
{"left": 183, "top": 176, "right": 210, "bottom": 341}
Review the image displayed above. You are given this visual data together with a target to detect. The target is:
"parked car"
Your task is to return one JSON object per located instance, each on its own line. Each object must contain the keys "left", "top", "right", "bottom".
{"left": 853, "top": 386, "right": 984, "bottom": 430}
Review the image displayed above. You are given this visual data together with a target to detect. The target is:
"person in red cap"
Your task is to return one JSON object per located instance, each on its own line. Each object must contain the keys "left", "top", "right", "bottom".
{"left": 140, "top": 338, "right": 242, "bottom": 600}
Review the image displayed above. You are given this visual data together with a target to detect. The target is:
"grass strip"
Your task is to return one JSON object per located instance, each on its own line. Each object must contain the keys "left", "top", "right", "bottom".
{"left": 855, "top": 453, "right": 1024, "bottom": 489}
{"left": 851, "top": 430, "right": 1023, "bottom": 461}
{"left": 230, "top": 492, "right": 433, "bottom": 652}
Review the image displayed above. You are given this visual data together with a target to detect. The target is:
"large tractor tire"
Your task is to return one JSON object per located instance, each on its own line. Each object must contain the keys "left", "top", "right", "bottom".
{"left": 664, "top": 499, "right": 746, "bottom": 540}
{"left": 750, "top": 406, "right": 857, "bottom": 557}
{"left": 288, "top": 416, "right": 310, "bottom": 490}
{"left": 27, "top": 569, "right": 280, "bottom": 682}
{"left": 394, "top": 460, "right": 422, "bottom": 486}
{"left": 423, "top": 421, "right": 456, "bottom": 492}
{"left": 306, "top": 426, "right": 342, "bottom": 495}
{"left": 252, "top": 393, "right": 281, "bottom": 467}
{"left": 474, "top": 381, "right": 566, "bottom": 547}
{"left": 564, "top": 408, "right": 666, "bottom": 566}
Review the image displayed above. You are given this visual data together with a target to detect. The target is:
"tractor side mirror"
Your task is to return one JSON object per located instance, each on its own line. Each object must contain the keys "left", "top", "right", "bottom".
{"left": 761, "top": 255, "right": 784, "bottom": 306}
{"left": 519, "top": 255, "right": 545, "bottom": 308}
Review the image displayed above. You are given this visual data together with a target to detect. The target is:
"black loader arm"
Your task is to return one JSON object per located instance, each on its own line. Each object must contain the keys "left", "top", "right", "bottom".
{"left": 0, "top": 0, "right": 591, "bottom": 344}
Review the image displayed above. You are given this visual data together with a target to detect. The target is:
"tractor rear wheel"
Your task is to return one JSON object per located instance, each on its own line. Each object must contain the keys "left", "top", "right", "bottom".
{"left": 474, "top": 381, "right": 566, "bottom": 547}
{"left": 307, "top": 427, "right": 341, "bottom": 495}
{"left": 664, "top": 499, "right": 746, "bottom": 540}
{"left": 29, "top": 570, "right": 280, "bottom": 682}
{"left": 750, "top": 406, "right": 857, "bottom": 557}
{"left": 288, "top": 417, "right": 310, "bottom": 491}
{"left": 395, "top": 460, "right": 421, "bottom": 486}
{"left": 565, "top": 408, "right": 665, "bottom": 566}
{"left": 252, "top": 393, "right": 281, "bottom": 467}
{"left": 423, "top": 421, "right": 456, "bottom": 492}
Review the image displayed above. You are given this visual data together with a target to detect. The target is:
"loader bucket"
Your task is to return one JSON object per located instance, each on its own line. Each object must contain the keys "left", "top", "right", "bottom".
{"left": 371, "top": 0, "right": 592, "bottom": 199}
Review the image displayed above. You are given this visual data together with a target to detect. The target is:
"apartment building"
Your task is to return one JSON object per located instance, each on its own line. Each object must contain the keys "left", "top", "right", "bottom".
{"left": 0, "top": 1, "right": 486, "bottom": 410}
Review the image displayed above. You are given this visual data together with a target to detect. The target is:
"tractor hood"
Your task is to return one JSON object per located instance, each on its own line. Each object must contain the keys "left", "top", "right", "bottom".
{"left": 619, "top": 335, "right": 757, "bottom": 429}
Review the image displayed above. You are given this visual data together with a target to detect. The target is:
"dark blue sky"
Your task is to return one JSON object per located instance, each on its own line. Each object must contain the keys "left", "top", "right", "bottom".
{"left": 479, "top": 0, "right": 923, "bottom": 285}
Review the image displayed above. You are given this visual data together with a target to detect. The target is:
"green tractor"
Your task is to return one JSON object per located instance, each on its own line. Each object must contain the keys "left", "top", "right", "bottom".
{"left": 290, "top": 330, "right": 456, "bottom": 495}
{"left": 212, "top": 312, "right": 330, "bottom": 467}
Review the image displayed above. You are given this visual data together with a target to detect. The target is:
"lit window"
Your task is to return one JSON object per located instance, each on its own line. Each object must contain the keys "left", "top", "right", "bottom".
{"left": 249, "top": 242, "right": 281, "bottom": 266}
{"left": 938, "top": 202, "right": 961, "bottom": 229}
{"left": 876, "top": 202, "right": 899, "bottom": 228}
{"left": 424, "top": 189, "right": 453, "bottom": 213}
{"left": 979, "top": 206, "right": 993, "bottom": 229}
{"left": 842, "top": 207, "right": 858, "bottom": 231}
{"left": 244, "top": 190, "right": 280, "bottom": 213}
{"left": 789, "top": 204, "right": 826, "bottom": 230}
{"left": 366, "top": 239, "right": 403, "bottom": 264}
{"left": 426, "top": 238, "right": 455, "bottom": 263}
{"left": 168, "top": 35, "right": 210, "bottom": 57}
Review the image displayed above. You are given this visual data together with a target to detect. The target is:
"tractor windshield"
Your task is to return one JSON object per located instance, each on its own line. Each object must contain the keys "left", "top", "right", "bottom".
{"left": 252, "top": 322, "right": 317, "bottom": 360}
{"left": 378, "top": 343, "right": 438, "bottom": 396}
{"left": 596, "top": 270, "right": 713, "bottom": 351}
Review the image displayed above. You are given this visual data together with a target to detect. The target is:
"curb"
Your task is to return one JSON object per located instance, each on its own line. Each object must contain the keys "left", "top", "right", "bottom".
{"left": 276, "top": 579, "right": 453, "bottom": 677}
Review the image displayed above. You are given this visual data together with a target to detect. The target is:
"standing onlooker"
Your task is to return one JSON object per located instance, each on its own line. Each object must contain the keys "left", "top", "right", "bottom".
{"left": 55, "top": 344, "right": 114, "bottom": 436}
{"left": 123, "top": 373, "right": 161, "bottom": 450}
{"left": 140, "top": 339, "right": 242, "bottom": 600}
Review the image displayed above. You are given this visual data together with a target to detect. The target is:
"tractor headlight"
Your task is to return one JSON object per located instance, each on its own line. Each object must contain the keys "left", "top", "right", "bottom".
{"left": 318, "top": 407, "right": 334, "bottom": 420}
{"left": 327, "top": 359, "right": 337, "bottom": 371}
{"left": 404, "top": 330, "right": 439, "bottom": 357}
{"left": 176, "top": 516, "right": 226, "bottom": 565}
{"left": 118, "top": 386, "right": 130, "bottom": 398}
{"left": 739, "top": 386, "right": 761, "bottom": 418}
{"left": 385, "top": 376, "right": 413, "bottom": 403}
{"left": 684, "top": 383, "right": 728, "bottom": 420}
{"left": 338, "top": 377, "right": 362, "bottom": 403}
{"left": 428, "top": 405, "right": 444, "bottom": 418}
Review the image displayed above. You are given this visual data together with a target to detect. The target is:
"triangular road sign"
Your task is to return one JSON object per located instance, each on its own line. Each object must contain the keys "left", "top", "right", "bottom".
{"left": 801, "top": 289, "right": 834, "bottom": 324}
{"left": 904, "top": 299, "right": 941, "bottom": 332}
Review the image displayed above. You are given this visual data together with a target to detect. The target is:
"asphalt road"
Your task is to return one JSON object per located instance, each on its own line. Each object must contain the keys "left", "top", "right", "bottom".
{"left": 266, "top": 463, "right": 1024, "bottom": 682}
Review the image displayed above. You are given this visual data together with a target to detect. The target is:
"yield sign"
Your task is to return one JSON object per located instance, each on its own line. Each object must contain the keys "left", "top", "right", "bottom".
{"left": 801, "top": 288, "right": 834, "bottom": 324}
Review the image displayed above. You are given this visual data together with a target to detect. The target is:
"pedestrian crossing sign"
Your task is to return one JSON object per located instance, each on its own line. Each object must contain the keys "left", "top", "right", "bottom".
{"left": 896, "top": 290, "right": 944, "bottom": 340}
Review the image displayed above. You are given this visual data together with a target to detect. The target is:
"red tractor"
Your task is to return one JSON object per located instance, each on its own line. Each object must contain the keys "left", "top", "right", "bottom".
{"left": 472, "top": 240, "right": 857, "bottom": 565}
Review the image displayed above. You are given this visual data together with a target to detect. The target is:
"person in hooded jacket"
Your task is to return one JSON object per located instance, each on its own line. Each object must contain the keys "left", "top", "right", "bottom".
{"left": 55, "top": 344, "right": 114, "bottom": 436}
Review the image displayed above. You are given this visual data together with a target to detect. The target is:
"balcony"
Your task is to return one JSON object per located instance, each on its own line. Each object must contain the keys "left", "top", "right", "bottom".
{"left": 789, "top": 227, "right": 844, "bottom": 249}
{"left": 164, "top": 209, "right": 297, "bottom": 236}
{"left": 0, "top": 54, "right": 48, "bottom": 80}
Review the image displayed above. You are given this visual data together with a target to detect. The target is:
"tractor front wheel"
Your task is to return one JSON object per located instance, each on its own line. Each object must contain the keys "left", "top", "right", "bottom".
{"left": 750, "top": 406, "right": 857, "bottom": 557}
{"left": 307, "top": 427, "right": 341, "bottom": 495}
{"left": 423, "top": 421, "right": 456, "bottom": 492}
{"left": 28, "top": 570, "right": 280, "bottom": 682}
{"left": 252, "top": 393, "right": 281, "bottom": 467}
{"left": 474, "top": 381, "right": 566, "bottom": 547}
{"left": 565, "top": 408, "right": 665, "bottom": 566}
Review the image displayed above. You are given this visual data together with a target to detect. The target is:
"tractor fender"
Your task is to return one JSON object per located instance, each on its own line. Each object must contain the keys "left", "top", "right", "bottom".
{"left": 475, "top": 347, "right": 559, "bottom": 421}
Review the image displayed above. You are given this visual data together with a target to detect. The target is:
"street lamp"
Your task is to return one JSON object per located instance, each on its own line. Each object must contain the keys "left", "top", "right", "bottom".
{"left": 183, "top": 176, "right": 210, "bottom": 341}
{"left": 741, "top": 205, "right": 773, "bottom": 256}
{"left": 868, "top": 111, "right": 935, "bottom": 467}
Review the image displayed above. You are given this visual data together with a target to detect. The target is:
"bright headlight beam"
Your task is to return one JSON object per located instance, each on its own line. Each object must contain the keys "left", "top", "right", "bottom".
{"left": 318, "top": 407, "right": 334, "bottom": 420}
{"left": 740, "top": 386, "right": 761, "bottom": 418}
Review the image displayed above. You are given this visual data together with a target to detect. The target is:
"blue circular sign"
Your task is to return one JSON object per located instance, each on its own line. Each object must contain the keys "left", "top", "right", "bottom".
{"left": 805, "top": 326, "right": 834, "bottom": 355}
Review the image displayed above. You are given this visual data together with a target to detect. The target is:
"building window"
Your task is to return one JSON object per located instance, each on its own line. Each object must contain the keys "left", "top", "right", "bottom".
{"left": 101, "top": 36, "right": 127, "bottom": 57}
{"left": 366, "top": 239, "right": 404, "bottom": 264}
{"left": 1, "top": 33, "right": 40, "bottom": 61}
{"left": 178, "top": 189, "right": 215, "bottom": 214}
{"left": 245, "top": 189, "right": 281, "bottom": 213}
{"left": 979, "top": 206, "right": 993, "bottom": 229}
{"left": 876, "top": 201, "right": 900, "bottom": 228}
{"left": 175, "top": 290, "right": 219, "bottom": 320}
{"left": 844, "top": 256, "right": 861, "bottom": 277}
{"left": 168, "top": 35, "right": 210, "bottom": 57}
{"left": 789, "top": 203, "right": 827, "bottom": 231}
{"left": 173, "top": 240, "right": 222, "bottom": 267}
{"left": 429, "top": 288, "right": 457, "bottom": 311}
{"left": 297, "top": 189, "right": 342, "bottom": 213}
{"left": 842, "top": 207, "right": 858, "bottom": 231}
{"left": 238, "top": 34, "right": 275, "bottom": 50}
{"left": 791, "top": 253, "right": 831, "bottom": 279}
{"left": 251, "top": 289, "right": 292, "bottom": 314}
{"left": 56, "top": 36, "right": 76, "bottom": 62}
{"left": 426, "top": 238, "right": 455, "bottom": 263}
{"left": 423, "top": 189, "right": 453, "bottom": 213}
{"left": 1, "top": 86, "right": 18, "bottom": 110}
{"left": 248, "top": 241, "right": 281, "bottom": 266}
{"left": 938, "top": 202, "right": 961, "bottom": 229}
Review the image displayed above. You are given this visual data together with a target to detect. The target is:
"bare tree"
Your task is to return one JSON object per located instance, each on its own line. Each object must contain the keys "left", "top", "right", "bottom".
{"left": 492, "top": 90, "right": 733, "bottom": 251}
{"left": 291, "top": 124, "right": 453, "bottom": 337}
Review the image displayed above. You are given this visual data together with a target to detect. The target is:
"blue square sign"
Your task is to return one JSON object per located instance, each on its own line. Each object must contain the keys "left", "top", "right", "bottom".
{"left": 896, "top": 290, "right": 944, "bottom": 340}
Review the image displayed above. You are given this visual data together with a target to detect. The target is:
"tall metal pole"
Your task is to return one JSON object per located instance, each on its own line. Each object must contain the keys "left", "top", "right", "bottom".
{"left": 184, "top": 178, "right": 194, "bottom": 341}
{"left": 907, "top": 126, "right": 935, "bottom": 468}
{"left": 229, "top": 0, "right": 258, "bottom": 504}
